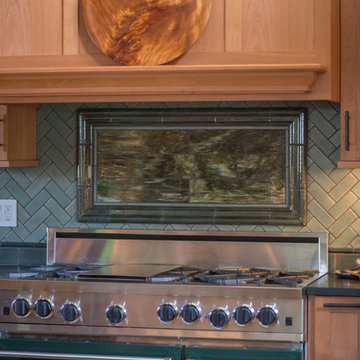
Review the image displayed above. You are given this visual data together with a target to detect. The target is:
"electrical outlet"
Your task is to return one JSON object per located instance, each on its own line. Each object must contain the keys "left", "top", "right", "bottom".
{"left": 0, "top": 200, "right": 17, "bottom": 227}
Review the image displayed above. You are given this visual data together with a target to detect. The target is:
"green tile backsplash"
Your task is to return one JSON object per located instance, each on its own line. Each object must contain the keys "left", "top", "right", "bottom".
{"left": 0, "top": 101, "right": 359, "bottom": 248}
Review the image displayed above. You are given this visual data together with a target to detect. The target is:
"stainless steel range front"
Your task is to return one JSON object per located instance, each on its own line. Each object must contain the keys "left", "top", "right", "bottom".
{"left": 0, "top": 229, "right": 327, "bottom": 360}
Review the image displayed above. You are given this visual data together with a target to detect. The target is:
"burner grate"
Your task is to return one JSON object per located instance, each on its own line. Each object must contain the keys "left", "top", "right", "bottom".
{"left": 148, "top": 267, "right": 319, "bottom": 287}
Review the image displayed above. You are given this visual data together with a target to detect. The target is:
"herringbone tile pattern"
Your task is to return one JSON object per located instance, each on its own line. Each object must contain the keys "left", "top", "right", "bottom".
{"left": 0, "top": 101, "right": 359, "bottom": 248}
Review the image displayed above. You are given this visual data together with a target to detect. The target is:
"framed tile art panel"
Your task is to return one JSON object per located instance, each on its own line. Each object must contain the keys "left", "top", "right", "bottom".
{"left": 77, "top": 108, "right": 306, "bottom": 224}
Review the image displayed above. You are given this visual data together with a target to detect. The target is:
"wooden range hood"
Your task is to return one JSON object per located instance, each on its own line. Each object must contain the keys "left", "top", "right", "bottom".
{"left": 0, "top": 0, "right": 339, "bottom": 103}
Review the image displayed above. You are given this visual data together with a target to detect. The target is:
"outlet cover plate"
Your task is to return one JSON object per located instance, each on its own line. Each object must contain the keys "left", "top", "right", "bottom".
{"left": 0, "top": 200, "right": 17, "bottom": 227}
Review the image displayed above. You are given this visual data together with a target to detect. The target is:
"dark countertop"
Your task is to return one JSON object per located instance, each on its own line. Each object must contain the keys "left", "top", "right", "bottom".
{"left": 306, "top": 273, "right": 360, "bottom": 296}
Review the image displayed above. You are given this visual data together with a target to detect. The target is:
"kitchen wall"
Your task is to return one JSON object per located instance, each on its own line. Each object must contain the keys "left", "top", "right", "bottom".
{"left": 0, "top": 101, "right": 359, "bottom": 249}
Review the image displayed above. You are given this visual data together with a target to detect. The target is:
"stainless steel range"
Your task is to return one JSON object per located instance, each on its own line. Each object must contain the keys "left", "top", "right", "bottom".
{"left": 0, "top": 229, "right": 327, "bottom": 360}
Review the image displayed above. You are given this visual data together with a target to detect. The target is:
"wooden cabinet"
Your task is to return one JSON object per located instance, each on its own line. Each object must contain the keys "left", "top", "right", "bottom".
{"left": 0, "top": 0, "right": 340, "bottom": 103}
{"left": 308, "top": 295, "right": 360, "bottom": 360}
{"left": 0, "top": 0, "right": 63, "bottom": 57}
{"left": 0, "top": 104, "right": 38, "bottom": 167}
{"left": 338, "top": 0, "right": 360, "bottom": 168}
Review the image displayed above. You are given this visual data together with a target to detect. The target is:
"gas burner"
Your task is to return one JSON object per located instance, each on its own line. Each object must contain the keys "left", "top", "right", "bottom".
{"left": 195, "top": 274, "right": 266, "bottom": 286}
{"left": 191, "top": 267, "right": 271, "bottom": 286}
{"left": 53, "top": 265, "right": 106, "bottom": 280}
{"left": 264, "top": 270, "right": 320, "bottom": 287}
{"left": 147, "top": 266, "right": 203, "bottom": 283}
{"left": 10, "top": 264, "right": 108, "bottom": 280}
{"left": 147, "top": 267, "right": 320, "bottom": 287}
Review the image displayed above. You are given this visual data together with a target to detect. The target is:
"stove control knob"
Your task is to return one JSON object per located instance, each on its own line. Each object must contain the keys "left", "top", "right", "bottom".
{"left": 60, "top": 303, "right": 80, "bottom": 324}
{"left": 180, "top": 304, "right": 201, "bottom": 324}
{"left": 106, "top": 305, "right": 126, "bottom": 325}
{"left": 256, "top": 306, "right": 278, "bottom": 327}
{"left": 233, "top": 305, "right": 254, "bottom": 326}
{"left": 157, "top": 303, "right": 178, "bottom": 323}
{"left": 12, "top": 297, "right": 31, "bottom": 318}
{"left": 34, "top": 299, "right": 53, "bottom": 319}
{"left": 209, "top": 308, "right": 230, "bottom": 329}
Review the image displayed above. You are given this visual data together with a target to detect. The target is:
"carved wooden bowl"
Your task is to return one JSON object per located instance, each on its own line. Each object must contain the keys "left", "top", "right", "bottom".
{"left": 81, "top": 0, "right": 212, "bottom": 65}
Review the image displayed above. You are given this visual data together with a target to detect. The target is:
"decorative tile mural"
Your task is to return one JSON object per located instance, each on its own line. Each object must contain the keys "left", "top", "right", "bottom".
{"left": 0, "top": 101, "right": 359, "bottom": 248}
{"left": 78, "top": 109, "right": 305, "bottom": 224}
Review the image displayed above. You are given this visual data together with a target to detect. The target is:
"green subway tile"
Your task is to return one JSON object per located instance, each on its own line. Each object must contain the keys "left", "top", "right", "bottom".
{"left": 308, "top": 145, "right": 335, "bottom": 172}
{"left": 306, "top": 217, "right": 327, "bottom": 233}
{"left": 328, "top": 149, "right": 340, "bottom": 165}
{"left": 308, "top": 163, "right": 336, "bottom": 192}
{"left": 349, "top": 237, "right": 360, "bottom": 249}
{"left": 329, "top": 174, "right": 358, "bottom": 201}
{"left": 308, "top": 126, "right": 335, "bottom": 156}
{"left": 47, "top": 128, "right": 73, "bottom": 155}
{"left": 329, "top": 211, "right": 358, "bottom": 238}
{"left": 351, "top": 200, "right": 360, "bottom": 217}
{"left": 52, "top": 103, "right": 74, "bottom": 122}
{"left": 352, "top": 168, "right": 360, "bottom": 180}
{"left": 25, "top": 189, "right": 51, "bottom": 215}
{"left": 47, "top": 146, "right": 72, "bottom": 172}
{"left": 24, "top": 207, "right": 50, "bottom": 233}
{"left": 261, "top": 225, "right": 283, "bottom": 232}
{"left": 328, "top": 192, "right": 358, "bottom": 219}
{"left": 308, "top": 182, "right": 336, "bottom": 210}
{"left": 45, "top": 199, "right": 71, "bottom": 224}
{"left": 310, "top": 108, "right": 337, "bottom": 138}
{"left": 313, "top": 101, "right": 338, "bottom": 122}
{"left": 352, "top": 182, "right": 360, "bottom": 197}
{"left": 308, "top": 199, "right": 334, "bottom": 228}
{"left": 350, "top": 219, "right": 360, "bottom": 234}
{"left": 328, "top": 167, "right": 350, "bottom": 183}
{"left": 47, "top": 109, "right": 72, "bottom": 137}
{"left": 331, "top": 228, "right": 357, "bottom": 248}
{"left": 281, "top": 226, "right": 303, "bottom": 232}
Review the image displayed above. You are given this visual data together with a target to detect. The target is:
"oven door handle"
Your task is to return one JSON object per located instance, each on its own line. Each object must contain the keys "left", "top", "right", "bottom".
{"left": 0, "top": 350, "right": 171, "bottom": 360}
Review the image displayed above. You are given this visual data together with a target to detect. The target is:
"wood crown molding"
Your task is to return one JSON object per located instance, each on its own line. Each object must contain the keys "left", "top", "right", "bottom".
{"left": 0, "top": 62, "right": 326, "bottom": 103}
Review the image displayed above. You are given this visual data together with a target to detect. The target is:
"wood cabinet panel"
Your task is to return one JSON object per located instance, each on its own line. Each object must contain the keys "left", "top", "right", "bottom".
{"left": 308, "top": 295, "right": 360, "bottom": 360}
{"left": 225, "top": 0, "right": 314, "bottom": 53}
{"left": 63, "top": 0, "right": 79, "bottom": 55}
{"left": 189, "top": 0, "right": 225, "bottom": 53}
{"left": 330, "top": 313, "right": 358, "bottom": 360}
{"left": 338, "top": 0, "right": 360, "bottom": 168}
{"left": 0, "top": 104, "right": 38, "bottom": 167}
{"left": 0, "top": 0, "right": 63, "bottom": 56}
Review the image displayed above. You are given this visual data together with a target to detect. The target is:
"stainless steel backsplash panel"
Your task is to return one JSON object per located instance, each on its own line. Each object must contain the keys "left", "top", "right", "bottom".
{"left": 47, "top": 229, "right": 327, "bottom": 273}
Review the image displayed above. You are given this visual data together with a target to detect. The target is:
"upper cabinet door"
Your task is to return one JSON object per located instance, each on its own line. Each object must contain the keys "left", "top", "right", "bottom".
{"left": 225, "top": 0, "right": 314, "bottom": 53}
{"left": 338, "top": 0, "right": 360, "bottom": 168}
{"left": 0, "top": 0, "right": 63, "bottom": 56}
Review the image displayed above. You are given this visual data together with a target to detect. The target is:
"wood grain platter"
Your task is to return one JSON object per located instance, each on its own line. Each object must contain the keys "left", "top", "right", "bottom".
{"left": 81, "top": 0, "right": 212, "bottom": 65}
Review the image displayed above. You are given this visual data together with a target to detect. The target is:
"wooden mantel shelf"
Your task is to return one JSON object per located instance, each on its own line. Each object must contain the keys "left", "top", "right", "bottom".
{"left": 0, "top": 60, "right": 326, "bottom": 103}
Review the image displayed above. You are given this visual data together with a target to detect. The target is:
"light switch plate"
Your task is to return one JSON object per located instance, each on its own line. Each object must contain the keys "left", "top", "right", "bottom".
{"left": 0, "top": 199, "right": 17, "bottom": 227}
